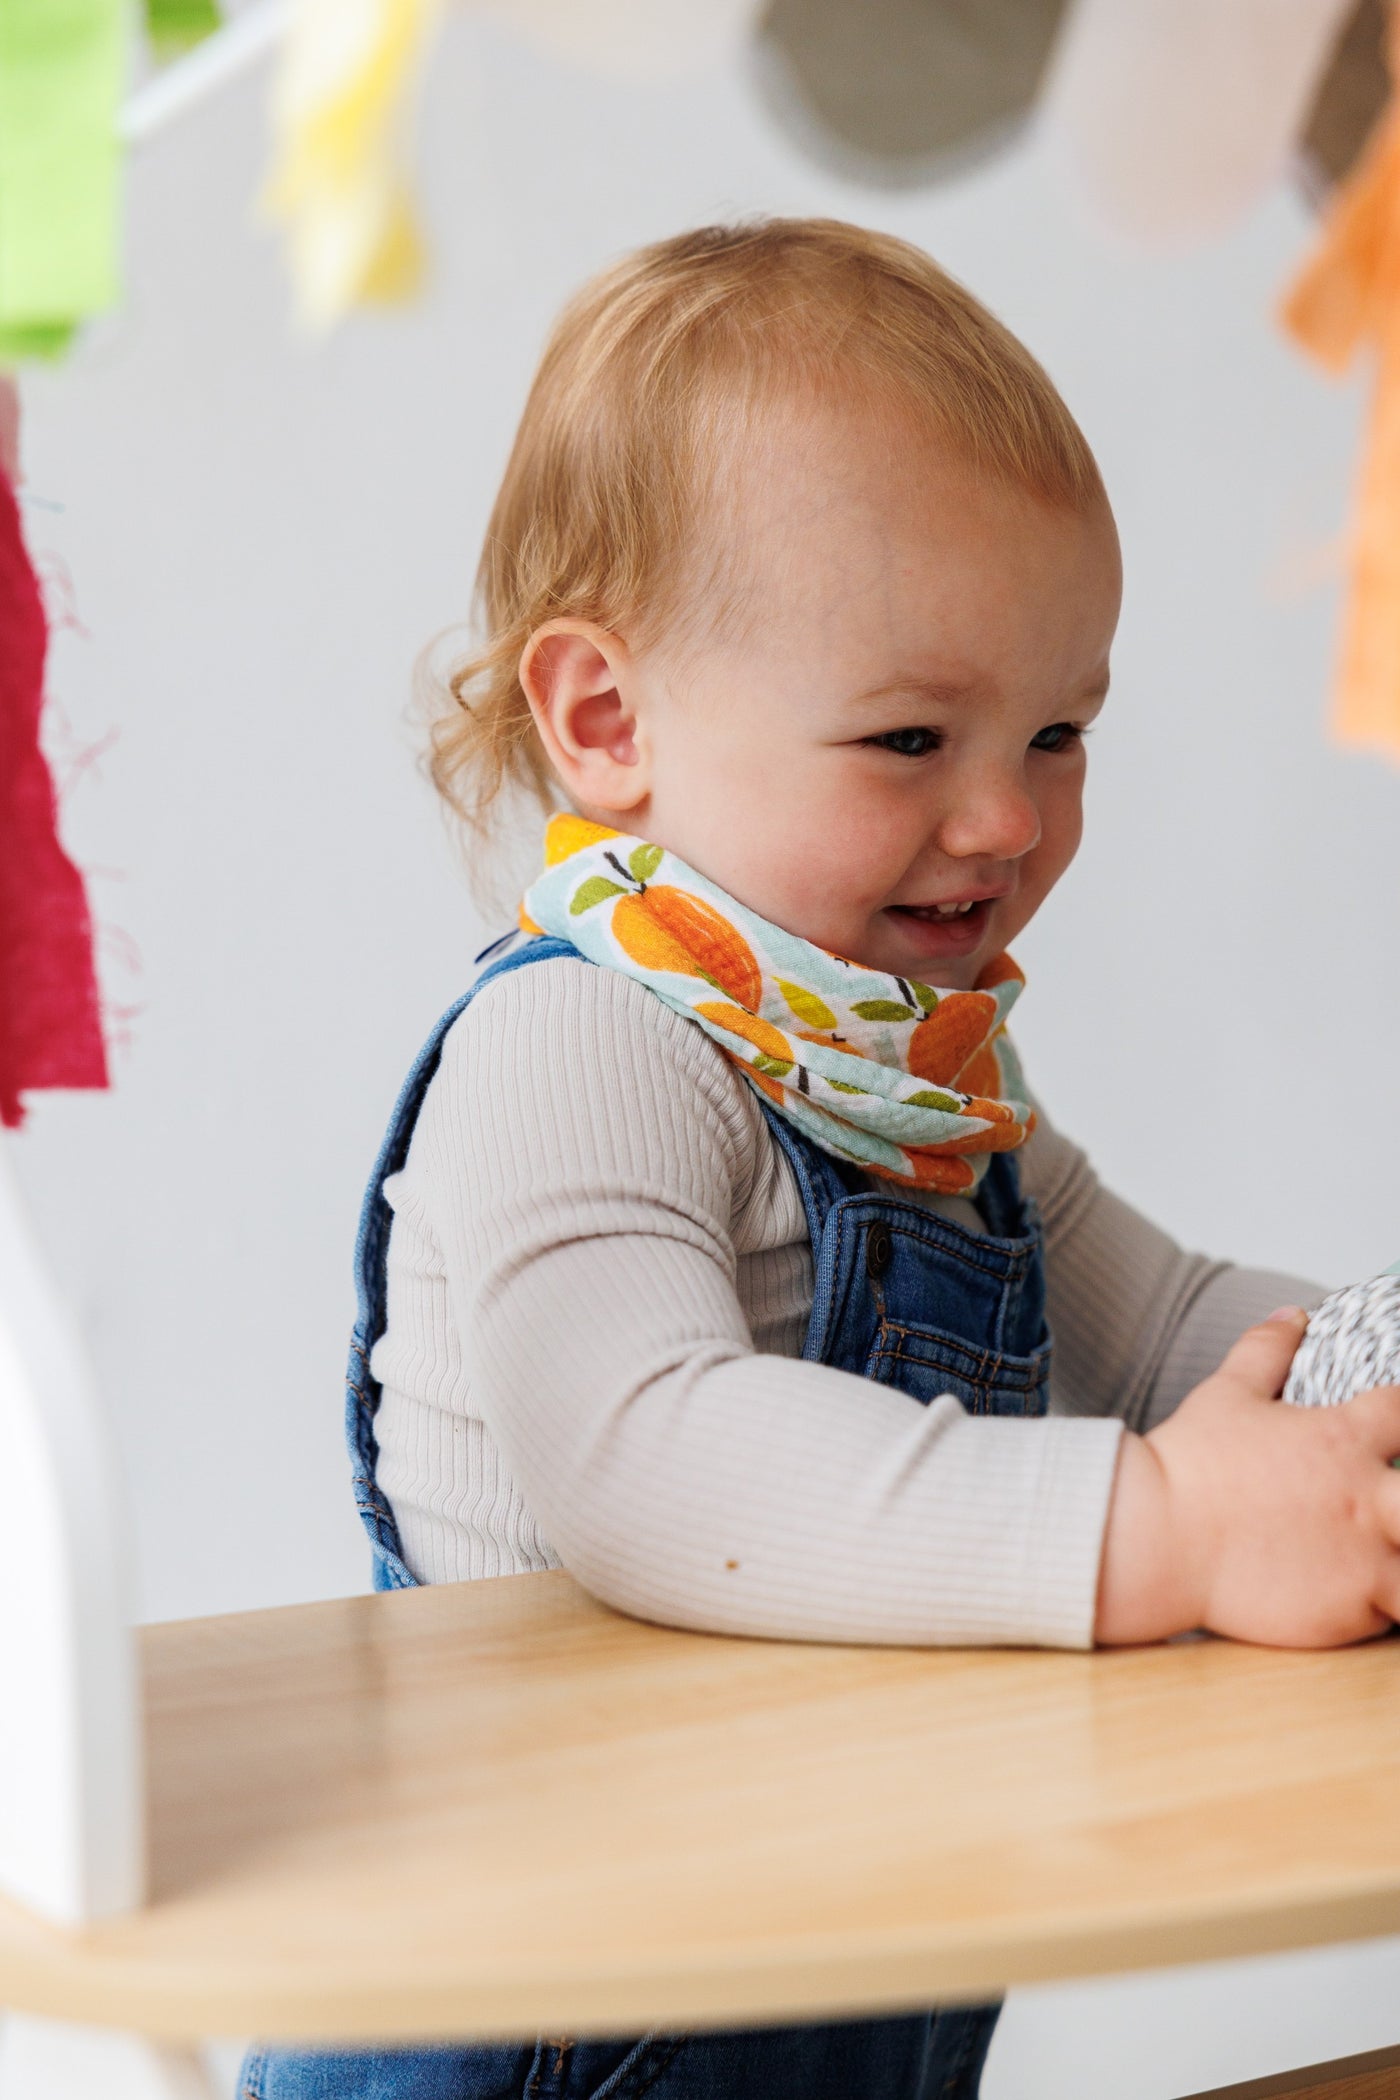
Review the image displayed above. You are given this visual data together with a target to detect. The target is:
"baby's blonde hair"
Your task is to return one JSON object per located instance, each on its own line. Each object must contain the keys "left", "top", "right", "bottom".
{"left": 430, "top": 216, "right": 1104, "bottom": 849}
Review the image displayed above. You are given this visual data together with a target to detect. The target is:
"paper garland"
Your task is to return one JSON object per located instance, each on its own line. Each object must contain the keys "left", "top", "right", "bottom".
{"left": 0, "top": 0, "right": 1388, "bottom": 344}
{"left": 1, "top": 0, "right": 1397, "bottom": 777}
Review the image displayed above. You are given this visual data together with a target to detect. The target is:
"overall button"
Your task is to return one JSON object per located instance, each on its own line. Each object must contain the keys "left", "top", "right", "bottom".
{"left": 866, "top": 1222, "right": 893, "bottom": 1279}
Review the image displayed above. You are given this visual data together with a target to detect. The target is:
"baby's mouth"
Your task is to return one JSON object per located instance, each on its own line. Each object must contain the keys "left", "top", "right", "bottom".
{"left": 886, "top": 897, "right": 995, "bottom": 954}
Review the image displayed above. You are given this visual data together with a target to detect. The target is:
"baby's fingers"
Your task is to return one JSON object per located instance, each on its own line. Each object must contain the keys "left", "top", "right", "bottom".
{"left": 1343, "top": 1383, "right": 1400, "bottom": 1463}
{"left": 1217, "top": 1308, "right": 1310, "bottom": 1400}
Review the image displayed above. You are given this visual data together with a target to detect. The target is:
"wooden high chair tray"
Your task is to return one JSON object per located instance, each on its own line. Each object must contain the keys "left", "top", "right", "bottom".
{"left": 2, "top": 1571, "right": 1400, "bottom": 2044}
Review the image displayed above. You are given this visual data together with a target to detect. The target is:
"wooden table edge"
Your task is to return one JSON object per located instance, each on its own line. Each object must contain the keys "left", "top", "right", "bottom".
{"left": 7, "top": 1875, "right": 1400, "bottom": 2043}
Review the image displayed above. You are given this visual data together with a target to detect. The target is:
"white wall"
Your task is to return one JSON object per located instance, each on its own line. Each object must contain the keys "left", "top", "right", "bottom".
{"left": 9, "top": 16, "right": 1400, "bottom": 2097}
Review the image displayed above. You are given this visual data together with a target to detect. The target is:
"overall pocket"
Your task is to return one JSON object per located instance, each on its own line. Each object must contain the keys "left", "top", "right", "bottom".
{"left": 863, "top": 1316, "right": 1052, "bottom": 1416}
{"left": 852, "top": 1209, "right": 1050, "bottom": 1418}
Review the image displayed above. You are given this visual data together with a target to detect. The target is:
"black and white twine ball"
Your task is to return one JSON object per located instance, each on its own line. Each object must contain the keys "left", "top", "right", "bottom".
{"left": 1281, "top": 1268, "right": 1400, "bottom": 1411}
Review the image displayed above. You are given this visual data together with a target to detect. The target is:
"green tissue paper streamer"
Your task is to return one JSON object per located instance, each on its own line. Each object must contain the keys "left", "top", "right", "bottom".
{"left": 146, "top": 0, "right": 220, "bottom": 57}
{"left": 0, "top": 319, "right": 77, "bottom": 362}
{"left": 0, "top": 0, "right": 125, "bottom": 348}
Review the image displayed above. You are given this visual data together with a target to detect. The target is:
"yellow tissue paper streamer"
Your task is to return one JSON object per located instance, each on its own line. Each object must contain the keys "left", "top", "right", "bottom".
{"left": 0, "top": 0, "right": 125, "bottom": 363}
{"left": 264, "top": 0, "right": 444, "bottom": 330}
{"left": 1282, "top": 0, "right": 1400, "bottom": 764}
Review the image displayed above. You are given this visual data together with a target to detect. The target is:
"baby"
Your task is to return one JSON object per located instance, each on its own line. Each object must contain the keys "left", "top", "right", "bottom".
{"left": 243, "top": 219, "right": 1400, "bottom": 2100}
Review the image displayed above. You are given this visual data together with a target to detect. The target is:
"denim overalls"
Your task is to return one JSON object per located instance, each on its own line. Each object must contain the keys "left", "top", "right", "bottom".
{"left": 242, "top": 937, "right": 1052, "bottom": 2100}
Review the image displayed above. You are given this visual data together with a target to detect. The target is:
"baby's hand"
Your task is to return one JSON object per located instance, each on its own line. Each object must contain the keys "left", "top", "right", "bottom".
{"left": 1096, "top": 1310, "right": 1400, "bottom": 1647}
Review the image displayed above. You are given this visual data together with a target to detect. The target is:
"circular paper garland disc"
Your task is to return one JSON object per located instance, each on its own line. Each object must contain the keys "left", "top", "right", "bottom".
{"left": 751, "top": 0, "right": 1068, "bottom": 190}
{"left": 1298, "top": 0, "right": 1390, "bottom": 201}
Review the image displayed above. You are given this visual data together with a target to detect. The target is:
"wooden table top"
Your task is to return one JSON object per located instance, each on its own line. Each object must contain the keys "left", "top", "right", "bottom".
{"left": 3, "top": 1572, "right": 1400, "bottom": 2043}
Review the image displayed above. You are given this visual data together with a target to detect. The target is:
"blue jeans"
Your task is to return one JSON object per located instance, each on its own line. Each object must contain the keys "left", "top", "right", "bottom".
{"left": 241, "top": 2006, "right": 1000, "bottom": 2098}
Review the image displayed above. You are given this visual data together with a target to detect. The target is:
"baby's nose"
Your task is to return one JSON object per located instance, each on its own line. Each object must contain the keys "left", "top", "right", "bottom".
{"left": 940, "top": 776, "right": 1041, "bottom": 861}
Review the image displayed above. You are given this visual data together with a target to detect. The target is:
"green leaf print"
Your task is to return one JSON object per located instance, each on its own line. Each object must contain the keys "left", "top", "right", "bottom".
{"left": 850, "top": 1000, "right": 918, "bottom": 1023}
{"left": 825, "top": 1078, "right": 869, "bottom": 1095}
{"left": 912, "top": 982, "right": 939, "bottom": 1014}
{"left": 905, "top": 1089, "right": 961, "bottom": 1112}
{"left": 753, "top": 1053, "right": 795, "bottom": 1079}
{"left": 569, "top": 876, "right": 626, "bottom": 915}
{"left": 629, "top": 843, "right": 664, "bottom": 883}
{"left": 777, "top": 981, "right": 838, "bottom": 1031}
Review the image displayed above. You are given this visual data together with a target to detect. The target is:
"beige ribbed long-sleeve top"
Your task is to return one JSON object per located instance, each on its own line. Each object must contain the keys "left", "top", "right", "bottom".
{"left": 372, "top": 956, "right": 1320, "bottom": 1649}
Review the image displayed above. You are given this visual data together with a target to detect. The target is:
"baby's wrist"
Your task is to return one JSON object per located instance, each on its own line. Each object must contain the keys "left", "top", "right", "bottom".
{"left": 1095, "top": 1432, "right": 1201, "bottom": 1645}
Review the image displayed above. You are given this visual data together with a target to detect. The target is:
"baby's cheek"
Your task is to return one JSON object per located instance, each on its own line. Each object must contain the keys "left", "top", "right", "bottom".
{"left": 1042, "top": 767, "right": 1087, "bottom": 857}
{"left": 1023, "top": 811, "right": 1082, "bottom": 907}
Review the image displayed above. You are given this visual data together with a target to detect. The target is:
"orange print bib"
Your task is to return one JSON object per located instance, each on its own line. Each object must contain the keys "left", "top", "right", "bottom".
{"left": 521, "top": 816, "right": 1034, "bottom": 1193}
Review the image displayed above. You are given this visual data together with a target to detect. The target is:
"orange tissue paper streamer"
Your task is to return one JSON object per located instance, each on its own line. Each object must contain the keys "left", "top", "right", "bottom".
{"left": 1283, "top": 0, "right": 1400, "bottom": 762}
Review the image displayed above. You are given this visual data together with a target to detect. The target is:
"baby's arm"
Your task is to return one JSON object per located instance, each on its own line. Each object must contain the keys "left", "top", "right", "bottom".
{"left": 1021, "top": 1110, "right": 1326, "bottom": 1432}
{"left": 418, "top": 960, "right": 1123, "bottom": 1649}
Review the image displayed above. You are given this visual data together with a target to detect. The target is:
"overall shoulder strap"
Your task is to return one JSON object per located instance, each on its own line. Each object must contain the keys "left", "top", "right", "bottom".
{"left": 350, "top": 935, "right": 579, "bottom": 1336}
{"left": 756, "top": 1101, "right": 855, "bottom": 1262}
{"left": 346, "top": 933, "right": 581, "bottom": 1588}
{"left": 974, "top": 1151, "right": 1031, "bottom": 1240}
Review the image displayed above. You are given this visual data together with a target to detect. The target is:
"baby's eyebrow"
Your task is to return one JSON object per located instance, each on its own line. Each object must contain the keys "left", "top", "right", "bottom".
{"left": 851, "top": 665, "right": 1113, "bottom": 710}
{"left": 850, "top": 675, "right": 980, "bottom": 708}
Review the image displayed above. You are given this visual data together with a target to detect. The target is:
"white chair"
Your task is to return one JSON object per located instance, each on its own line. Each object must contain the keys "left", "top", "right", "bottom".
{"left": 0, "top": 1145, "right": 215, "bottom": 2097}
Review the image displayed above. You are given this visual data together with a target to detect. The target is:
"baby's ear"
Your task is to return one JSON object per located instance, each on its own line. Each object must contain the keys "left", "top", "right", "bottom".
{"left": 519, "top": 621, "right": 650, "bottom": 814}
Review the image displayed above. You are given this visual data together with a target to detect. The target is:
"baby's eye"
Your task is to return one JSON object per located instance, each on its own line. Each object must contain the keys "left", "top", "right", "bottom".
{"left": 867, "top": 727, "right": 941, "bottom": 758}
{"left": 1029, "top": 722, "right": 1085, "bottom": 753}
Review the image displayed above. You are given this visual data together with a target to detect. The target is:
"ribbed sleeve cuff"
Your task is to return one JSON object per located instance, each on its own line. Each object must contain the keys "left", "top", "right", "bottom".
{"left": 890, "top": 1408, "right": 1126, "bottom": 1652}
{"left": 1015, "top": 1415, "right": 1125, "bottom": 1649}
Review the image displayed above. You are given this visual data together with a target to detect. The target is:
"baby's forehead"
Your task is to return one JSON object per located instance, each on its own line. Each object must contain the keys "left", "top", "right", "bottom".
{"left": 693, "top": 386, "right": 956, "bottom": 586}
{"left": 698, "top": 385, "right": 1104, "bottom": 591}
{"left": 665, "top": 388, "right": 1120, "bottom": 685}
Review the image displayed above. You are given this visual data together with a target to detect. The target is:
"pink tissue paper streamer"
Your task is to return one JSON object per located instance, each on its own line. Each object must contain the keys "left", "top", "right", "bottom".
{"left": 0, "top": 458, "right": 108, "bottom": 1125}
